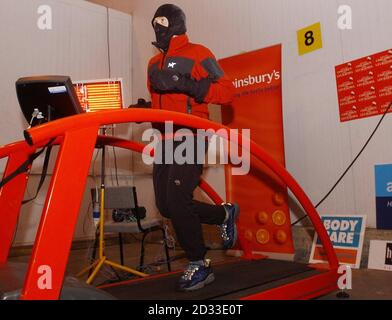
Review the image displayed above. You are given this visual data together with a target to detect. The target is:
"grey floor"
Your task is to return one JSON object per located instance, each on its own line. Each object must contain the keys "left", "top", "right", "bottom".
{"left": 9, "top": 240, "right": 392, "bottom": 300}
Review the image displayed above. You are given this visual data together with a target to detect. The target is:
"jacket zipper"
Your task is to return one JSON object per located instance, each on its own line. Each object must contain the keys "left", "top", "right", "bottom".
{"left": 159, "top": 52, "right": 167, "bottom": 110}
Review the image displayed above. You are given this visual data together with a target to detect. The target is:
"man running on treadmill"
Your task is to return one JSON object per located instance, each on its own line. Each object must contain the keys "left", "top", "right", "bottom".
{"left": 147, "top": 4, "right": 240, "bottom": 291}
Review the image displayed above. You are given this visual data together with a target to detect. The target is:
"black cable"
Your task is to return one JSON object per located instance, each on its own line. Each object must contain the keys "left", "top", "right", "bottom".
{"left": 3, "top": 138, "right": 55, "bottom": 246}
{"left": 82, "top": 202, "right": 92, "bottom": 235}
{"left": 136, "top": 252, "right": 187, "bottom": 275}
{"left": 0, "top": 138, "right": 55, "bottom": 189}
{"left": 106, "top": 7, "right": 111, "bottom": 79}
{"left": 113, "top": 147, "right": 120, "bottom": 186}
{"left": 10, "top": 211, "right": 22, "bottom": 248}
{"left": 91, "top": 148, "right": 101, "bottom": 184}
{"left": 291, "top": 101, "right": 392, "bottom": 226}
{"left": 22, "top": 143, "right": 53, "bottom": 205}
{"left": 109, "top": 125, "right": 120, "bottom": 186}
{"left": 106, "top": 8, "right": 120, "bottom": 187}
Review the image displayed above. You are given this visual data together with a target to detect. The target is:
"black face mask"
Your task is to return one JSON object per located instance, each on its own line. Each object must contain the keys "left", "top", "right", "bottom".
{"left": 152, "top": 4, "right": 187, "bottom": 52}
{"left": 153, "top": 23, "right": 171, "bottom": 53}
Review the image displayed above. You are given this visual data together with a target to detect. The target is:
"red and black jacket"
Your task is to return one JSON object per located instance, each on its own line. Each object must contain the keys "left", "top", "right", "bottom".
{"left": 147, "top": 34, "right": 235, "bottom": 120}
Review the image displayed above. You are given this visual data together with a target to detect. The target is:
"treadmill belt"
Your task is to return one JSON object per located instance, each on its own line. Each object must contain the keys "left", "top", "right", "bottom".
{"left": 102, "top": 259, "right": 319, "bottom": 300}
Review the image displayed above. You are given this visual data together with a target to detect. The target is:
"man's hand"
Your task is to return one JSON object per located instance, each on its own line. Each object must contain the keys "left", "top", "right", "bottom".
{"left": 149, "top": 69, "right": 211, "bottom": 103}
{"left": 149, "top": 69, "right": 181, "bottom": 92}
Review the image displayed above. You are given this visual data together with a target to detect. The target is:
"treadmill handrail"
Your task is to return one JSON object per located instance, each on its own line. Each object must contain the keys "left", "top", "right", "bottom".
{"left": 22, "top": 109, "right": 338, "bottom": 270}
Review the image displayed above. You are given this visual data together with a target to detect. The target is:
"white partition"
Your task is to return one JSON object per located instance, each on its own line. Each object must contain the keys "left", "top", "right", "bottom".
{"left": 0, "top": 0, "right": 132, "bottom": 245}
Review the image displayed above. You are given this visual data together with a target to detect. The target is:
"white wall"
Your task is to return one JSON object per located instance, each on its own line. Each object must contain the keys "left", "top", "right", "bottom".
{"left": 125, "top": 0, "right": 392, "bottom": 228}
{"left": 0, "top": 0, "right": 133, "bottom": 245}
{"left": 3, "top": 0, "right": 391, "bottom": 248}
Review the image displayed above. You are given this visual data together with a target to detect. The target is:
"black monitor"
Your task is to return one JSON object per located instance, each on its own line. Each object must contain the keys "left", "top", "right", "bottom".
{"left": 16, "top": 76, "right": 84, "bottom": 127}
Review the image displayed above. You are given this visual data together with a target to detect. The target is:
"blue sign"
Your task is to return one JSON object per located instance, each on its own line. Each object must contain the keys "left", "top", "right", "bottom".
{"left": 375, "top": 164, "right": 392, "bottom": 229}
{"left": 316, "top": 216, "right": 364, "bottom": 248}
{"left": 375, "top": 164, "right": 392, "bottom": 197}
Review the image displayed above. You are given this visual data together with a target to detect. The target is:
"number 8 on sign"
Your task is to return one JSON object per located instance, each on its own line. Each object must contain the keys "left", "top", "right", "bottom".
{"left": 304, "top": 31, "right": 315, "bottom": 46}
{"left": 297, "top": 22, "right": 323, "bottom": 56}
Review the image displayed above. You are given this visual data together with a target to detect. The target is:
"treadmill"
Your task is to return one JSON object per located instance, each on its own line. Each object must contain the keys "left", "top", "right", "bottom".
{"left": 0, "top": 77, "right": 339, "bottom": 300}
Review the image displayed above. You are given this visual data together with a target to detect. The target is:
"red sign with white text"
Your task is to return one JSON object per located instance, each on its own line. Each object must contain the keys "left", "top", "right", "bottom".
{"left": 335, "top": 49, "right": 392, "bottom": 122}
{"left": 219, "top": 45, "right": 294, "bottom": 256}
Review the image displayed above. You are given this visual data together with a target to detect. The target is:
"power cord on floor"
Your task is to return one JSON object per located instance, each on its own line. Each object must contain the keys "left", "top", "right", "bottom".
{"left": 138, "top": 252, "right": 187, "bottom": 274}
{"left": 164, "top": 223, "right": 176, "bottom": 250}
{"left": 291, "top": 101, "right": 392, "bottom": 226}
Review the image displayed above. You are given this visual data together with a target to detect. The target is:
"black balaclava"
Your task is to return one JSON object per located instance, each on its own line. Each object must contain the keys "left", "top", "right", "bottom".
{"left": 152, "top": 4, "right": 187, "bottom": 52}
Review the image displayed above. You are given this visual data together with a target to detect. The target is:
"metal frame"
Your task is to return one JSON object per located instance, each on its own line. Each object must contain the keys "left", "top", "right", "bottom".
{"left": 90, "top": 185, "right": 172, "bottom": 272}
{"left": 0, "top": 109, "right": 338, "bottom": 300}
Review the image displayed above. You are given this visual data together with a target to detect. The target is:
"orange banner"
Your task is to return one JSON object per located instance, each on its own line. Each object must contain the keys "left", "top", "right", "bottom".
{"left": 219, "top": 45, "right": 294, "bottom": 255}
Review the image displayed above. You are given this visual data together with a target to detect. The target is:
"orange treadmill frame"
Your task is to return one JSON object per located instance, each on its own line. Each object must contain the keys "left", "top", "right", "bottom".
{"left": 0, "top": 109, "right": 338, "bottom": 300}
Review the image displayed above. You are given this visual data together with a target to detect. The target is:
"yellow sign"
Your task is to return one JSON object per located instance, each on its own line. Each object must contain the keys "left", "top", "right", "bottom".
{"left": 297, "top": 22, "right": 323, "bottom": 56}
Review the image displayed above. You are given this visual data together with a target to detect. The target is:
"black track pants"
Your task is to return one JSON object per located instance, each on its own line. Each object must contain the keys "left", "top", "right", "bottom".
{"left": 152, "top": 139, "right": 226, "bottom": 261}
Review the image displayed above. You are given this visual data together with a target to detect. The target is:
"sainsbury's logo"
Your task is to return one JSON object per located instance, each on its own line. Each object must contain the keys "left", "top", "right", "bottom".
{"left": 233, "top": 70, "right": 281, "bottom": 89}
